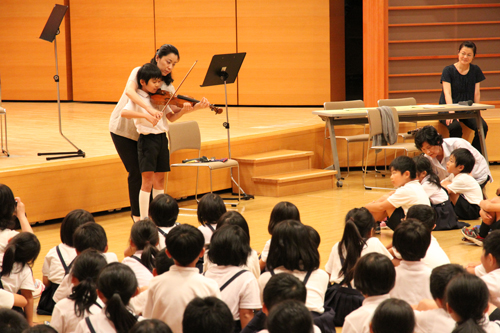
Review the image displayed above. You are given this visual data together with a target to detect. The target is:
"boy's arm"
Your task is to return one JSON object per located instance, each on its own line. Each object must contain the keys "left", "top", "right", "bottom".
{"left": 365, "top": 199, "right": 395, "bottom": 213}
{"left": 13, "top": 293, "right": 28, "bottom": 308}
{"left": 21, "top": 289, "right": 34, "bottom": 326}
{"left": 121, "top": 109, "right": 159, "bottom": 126}
{"left": 166, "top": 98, "right": 211, "bottom": 122}
{"left": 125, "top": 80, "right": 161, "bottom": 119}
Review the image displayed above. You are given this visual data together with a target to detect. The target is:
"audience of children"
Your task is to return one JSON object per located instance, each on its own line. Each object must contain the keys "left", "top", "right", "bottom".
{"left": 370, "top": 298, "right": 415, "bottom": 333}
{"left": 148, "top": 194, "right": 180, "bottom": 250}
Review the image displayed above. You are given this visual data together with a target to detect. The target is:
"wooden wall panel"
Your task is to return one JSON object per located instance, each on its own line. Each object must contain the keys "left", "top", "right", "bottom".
{"left": 237, "top": 0, "right": 331, "bottom": 106}
{"left": 154, "top": 0, "right": 238, "bottom": 106}
{"left": 70, "top": 0, "right": 155, "bottom": 102}
{"left": 0, "top": 1, "right": 71, "bottom": 100}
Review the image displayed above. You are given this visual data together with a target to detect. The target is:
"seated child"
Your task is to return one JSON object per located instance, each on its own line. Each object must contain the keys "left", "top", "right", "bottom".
{"left": 475, "top": 230, "right": 500, "bottom": 309}
{"left": 267, "top": 300, "right": 314, "bottom": 333}
{"left": 148, "top": 194, "right": 179, "bottom": 250}
{"left": 441, "top": 148, "right": 482, "bottom": 221}
{"left": 370, "top": 299, "right": 415, "bottom": 333}
{"left": 342, "top": 253, "right": 396, "bottom": 333}
{"left": 0, "top": 289, "right": 27, "bottom": 310}
{"left": 389, "top": 219, "right": 433, "bottom": 305}
{"left": 365, "top": 156, "right": 430, "bottom": 230}
{"left": 143, "top": 224, "right": 220, "bottom": 333}
{"left": 197, "top": 193, "right": 227, "bottom": 246}
{"left": 182, "top": 297, "right": 234, "bottom": 333}
{"left": 462, "top": 196, "right": 500, "bottom": 245}
{"left": 0, "top": 308, "right": 29, "bottom": 333}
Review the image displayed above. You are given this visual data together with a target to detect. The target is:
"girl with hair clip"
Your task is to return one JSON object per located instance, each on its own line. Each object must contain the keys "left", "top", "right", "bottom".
{"left": 122, "top": 220, "right": 159, "bottom": 288}
{"left": 259, "top": 201, "right": 300, "bottom": 271}
{"left": 51, "top": 249, "right": 107, "bottom": 333}
{"left": 74, "top": 263, "right": 141, "bottom": 333}
{"left": 0, "top": 232, "right": 40, "bottom": 326}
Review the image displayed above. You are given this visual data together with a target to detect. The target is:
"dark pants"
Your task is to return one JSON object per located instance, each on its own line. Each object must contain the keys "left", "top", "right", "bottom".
{"left": 439, "top": 116, "right": 488, "bottom": 154}
{"left": 111, "top": 133, "right": 141, "bottom": 217}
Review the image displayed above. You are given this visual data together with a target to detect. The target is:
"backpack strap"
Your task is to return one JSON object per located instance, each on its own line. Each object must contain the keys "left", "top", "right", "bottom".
{"left": 130, "top": 255, "right": 153, "bottom": 273}
{"left": 56, "top": 245, "right": 70, "bottom": 275}
{"left": 206, "top": 223, "right": 216, "bottom": 232}
{"left": 220, "top": 270, "right": 248, "bottom": 292}
{"left": 85, "top": 317, "right": 97, "bottom": 333}
{"left": 302, "top": 271, "right": 313, "bottom": 285}
{"left": 157, "top": 228, "right": 168, "bottom": 237}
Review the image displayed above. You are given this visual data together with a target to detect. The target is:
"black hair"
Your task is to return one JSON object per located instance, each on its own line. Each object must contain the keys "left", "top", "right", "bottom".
{"left": 97, "top": 263, "right": 138, "bottom": 333}
{"left": 1, "top": 232, "right": 40, "bottom": 277}
{"left": 263, "top": 273, "right": 307, "bottom": 310}
{"left": 389, "top": 155, "right": 416, "bottom": 179}
{"left": 338, "top": 207, "right": 375, "bottom": 285}
{"left": 392, "top": 218, "right": 431, "bottom": 261}
{"left": 429, "top": 264, "right": 467, "bottom": 300}
{"left": 197, "top": 193, "right": 227, "bottom": 226}
{"left": 371, "top": 299, "right": 415, "bottom": 333}
{"left": 446, "top": 274, "right": 489, "bottom": 333}
{"left": 459, "top": 41, "right": 477, "bottom": 56}
{"left": 267, "top": 300, "right": 313, "bottom": 333}
{"left": 149, "top": 194, "right": 179, "bottom": 228}
{"left": 305, "top": 225, "right": 320, "bottom": 249}
{"left": 68, "top": 249, "right": 107, "bottom": 317}
{"left": 129, "top": 319, "right": 173, "bottom": 333}
{"left": 137, "top": 63, "right": 162, "bottom": 89}
{"left": 60, "top": 209, "right": 95, "bottom": 247}
{"left": 414, "top": 154, "right": 441, "bottom": 189}
{"left": 266, "top": 220, "right": 319, "bottom": 272}
{"left": 216, "top": 211, "right": 251, "bottom": 242}
{"left": 451, "top": 148, "right": 475, "bottom": 174}
{"left": 150, "top": 44, "right": 180, "bottom": 86}
{"left": 407, "top": 204, "right": 437, "bottom": 232}
{"left": 208, "top": 225, "right": 251, "bottom": 267}
{"left": 165, "top": 224, "right": 204, "bottom": 266}
{"left": 73, "top": 222, "right": 108, "bottom": 253}
{"left": 155, "top": 248, "right": 174, "bottom": 275}
{"left": 414, "top": 125, "right": 444, "bottom": 151}
{"left": 353, "top": 253, "right": 395, "bottom": 296}
{"left": 483, "top": 230, "right": 500, "bottom": 265}
{"left": 130, "top": 219, "right": 159, "bottom": 272}
{"left": 268, "top": 201, "right": 300, "bottom": 235}
{"left": 0, "top": 308, "right": 29, "bottom": 333}
{"left": 0, "top": 184, "right": 16, "bottom": 230}
{"left": 182, "top": 297, "right": 234, "bottom": 333}
{"left": 22, "top": 324, "right": 58, "bottom": 333}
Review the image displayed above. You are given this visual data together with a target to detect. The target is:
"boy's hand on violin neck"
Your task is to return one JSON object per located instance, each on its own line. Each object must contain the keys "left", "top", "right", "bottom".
{"left": 194, "top": 97, "right": 210, "bottom": 111}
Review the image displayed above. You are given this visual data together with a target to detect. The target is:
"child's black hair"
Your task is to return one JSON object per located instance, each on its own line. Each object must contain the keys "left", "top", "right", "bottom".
{"left": 150, "top": 44, "right": 179, "bottom": 86}
{"left": 165, "top": 224, "right": 204, "bottom": 266}
{"left": 414, "top": 154, "right": 441, "bottom": 189}
{"left": 60, "top": 209, "right": 95, "bottom": 247}
{"left": 137, "top": 63, "right": 162, "bottom": 89}
{"left": 414, "top": 125, "right": 444, "bottom": 151}
{"left": 129, "top": 319, "right": 173, "bottom": 333}
{"left": 97, "top": 263, "right": 138, "bottom": 333}
{"left": 267, "top": 300, "right": 313, "bottom": 333}
{"left": 266, "top": 220, "right": 319, "bottom": 272}
{"left": 73, "top": 222, "right": 108, "bottom": 253}
{"left": 68, "top": 249, "right": 107, "bottom": 317}
{"left": 429, "top": 264, "right": 466, "bottom": 300}
{"left": 0, "top": 308, "right": 29, "bottom": 333}
{"left": 0, "top": 184, "right": 16, "bottom": 230}
{"left": 130, "top": 219, "right": 159, "bottom": 272}
{"left": 393, "top": 218, "right": 431, "bottom": 261}
{"left": 407, "top": 204, "right": 437, "bottom": 232}
{"left": 389, "top": 155, "right": 416, "bottom": 179}
{"left": 451, "top": 148, "right": 475, "bottom": 174}
{"left": 446, "top": 274, "right": 489, "bottom": 333}
{"left": 22, "top": 324, "right": 58, "bottom": 333}
{"left": 1, "top": 232, "right": 40, "bottom": 277}
{"left": 483, "top": 230, "right": 500, "bottom": 265}
{"left": 197, "top": 193, "right": 227, "bottom": 226}
{"left": 208, "top": 225, "right": 251, "bottom": 267}
{"left": 338, "top": 207, "right": 375, "bottom": 285}
{"left": 263, "top": 273, "right": 307, "bottom": 310}
{"left": 353, "top": 253, "right": 395, "bottom": 296}
{"left": 305, "top": 225, "right": 320, "bottom": 249}
{"left": 155, "top": 248, "right": 174, "bottom": 275}
{"left": 268, "top": 201, "right": 300, "bottom": 235}
{"left": 371, "top": 299, "right": 415, "bottom": 333}
{"left": 182, "top": 297, "right": 234, "bottom": 333}
{"left": 216, "top": 211, "right": 251, "bottom": 242}
{"left": 149, "top": 194, "right": 179, "bottom": 228}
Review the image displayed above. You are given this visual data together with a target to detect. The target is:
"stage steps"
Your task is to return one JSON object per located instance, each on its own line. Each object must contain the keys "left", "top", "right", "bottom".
{"left": 233, "top": 150, "right": 337, "bottom": 197}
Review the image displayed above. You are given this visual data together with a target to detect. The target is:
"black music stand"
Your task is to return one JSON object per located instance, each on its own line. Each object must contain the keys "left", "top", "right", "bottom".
{"left": 38, "top": 4, "right": 85, "bottom": 161}
{"left": 201, "top": 53, "right": 253, "bottom": 200}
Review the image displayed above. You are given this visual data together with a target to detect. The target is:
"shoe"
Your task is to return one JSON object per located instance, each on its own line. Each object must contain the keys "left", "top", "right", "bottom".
{"left": 375, "top": 222, "right": 381, "bottom": 234}
{"left": 380, "top": 221, "right": 388, "bottom": 229}
{"left": 461, "top": 227, "right": 484, "bottom": 246}
{"left": 33, "top": 279, "right": 45, "bottom": 299}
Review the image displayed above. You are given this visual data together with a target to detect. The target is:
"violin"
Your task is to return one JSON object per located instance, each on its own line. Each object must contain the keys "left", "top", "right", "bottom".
{"left": 150, "top": 90, "right": 223, "bottom": 115}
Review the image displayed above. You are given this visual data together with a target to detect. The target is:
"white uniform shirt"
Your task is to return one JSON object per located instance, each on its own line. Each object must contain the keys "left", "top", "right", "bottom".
{"left": 260, "top": 239, "right": 271, "bottom": 263}
{"left": 156, "top": 225, "right": 177, "bottom": 250}
{"left": 414, "top": 308, "right": 455, "bottom": 333}
{"left": 342, "top": 294, "right": 391, "bottom": 333}
{"left": 124, "top": 89, "right": 171, "bottom": 135}
{"left": 143, "top": 265, "right": 221, "bottom": 333}
{"left": 122, "top": 250, "right": 154, "bottom": 288}
{"left": 51, "top": 297, "right": 104, "bottom": 333}
{"left": 0, "top": 289, "right": 14, "bottom": 309}
{"left": 443, "top": 173, "right": 483, "bottom": 205}
{"left": 421, "top": 176, "right": 448, "bottom": 205}
{"left": 74, "top": 309, "right": 143, "bottom": 333}
{"left": 42, "top": 243, "right": 77, "bottom": 284}
{"left": 0, "top": 229, "right": 18, "bottom": 264}
{"left": 390, "top": 260, "right": 432, "bottom": 305}
{"left": 0, "top": 263, "right": 35, "bottom": 293}
{"left": 198, "top": 224, "right": 217, "bottom": 246}
{"left": 129, "top": 289, "right": 148, "bottom": 316}
{"left": 393, "top": 236, "right": 450, "bottom": 270}
{"left": 204, "top": 249, "right": 260, "bottom": 280}
{"left": 480, "top": 268, "right": 500, "bottom": 308}
{"left": 325, "top": 237, "right": 393, "bottom": 284}
{"left": 387, "top": 180, "right": 431, "bottom": 214}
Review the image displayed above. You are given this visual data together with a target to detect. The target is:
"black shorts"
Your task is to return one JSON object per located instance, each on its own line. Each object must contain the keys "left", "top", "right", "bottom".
{"left": 387, "top": 207, "right": 405, "bottom": 230}
{"left": 138, "top": 133, "right": 170, "bottom": 173}
{"left": 453, "top": 195, "right": 481, "bottom": 220}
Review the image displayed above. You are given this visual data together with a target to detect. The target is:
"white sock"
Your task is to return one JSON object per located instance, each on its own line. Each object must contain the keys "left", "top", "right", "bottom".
{"left": 139, "top": 190, "right": 150, "bottom": 220}
{"left": 152, "top": 188, "right": 164, "bottom": 199}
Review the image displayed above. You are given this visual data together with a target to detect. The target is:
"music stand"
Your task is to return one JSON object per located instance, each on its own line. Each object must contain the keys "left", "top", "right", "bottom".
{"left": 201, "top": 53, "right": 253, "bottom": 200}
{"left": 38, "top": 4, "right": 85, "bottom": 160}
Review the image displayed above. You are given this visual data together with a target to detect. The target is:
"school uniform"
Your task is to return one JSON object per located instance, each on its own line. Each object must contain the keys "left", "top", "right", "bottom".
{"left": 325, "top": 237, "right": 393, "bottom": 284}
{"left": 476, "top": 264, "right": 487, "bottom": 277}
{"left": 51, "top": 297, "right": 104, "bottom": 333}
{"left": 156, "top": 225, "right": 177, "bottom": 250}
{"left": 480, "top": 268, "right": 500, "bottom": 308}
{"left": 143, "top": 265, "right": 221, "bottom": 333}
{"left": 443, "top": 173, "right": 482, "bottom": 220}
{"left": 260, "top": 239, "right": 271, "bottom": 263}
{"left": 259, "top": 267, "right": 329, "bottom": 314}
{"left": 390, "top": 260, "right": 432, "bottom": 305}
{"left": 413, "top": 308, "right": 455, "bottom": 333}
{"left": 386, "top": 180, "right": 431, "bottom": 230}
{"left": 129, "top": 289, "right": 148, "bottom": 316}
{"left": 392, "top": 236, "right": 450, "bottom": 270}
{"left": 74, "top": 308, "right": 143, "bottom": 333}
{"left": 42, "top": 243, "right": 77, "bottom": 285}
{"left": 198, "top": 223, "right": 217, "bottom": 245}
{"left": 204, "top": 249, "right": 261, "bottom": 280}
{"left": 342, "top": 294, "right": 391, "bottom": 333}
{"left": 0, "top": 289, "right": 14, "bottom": 308}
{"left": 0, "top": 263, "right": 35, "bottom": 294}
{"left": 0, "top": 229, "right": 18, "bottom": 263}
{"left": 483, "top": 317, "right": 500, "bottom": 333}
{"left": 122, "top": 250, "right": 154, "bottom": 288}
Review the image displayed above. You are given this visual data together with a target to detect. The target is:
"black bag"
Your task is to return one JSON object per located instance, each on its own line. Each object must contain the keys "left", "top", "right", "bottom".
{"left": 324, "top": 282, "right": 364, "bottom": 327}
{"left": 432, "top": 199, "right": 469, "bottom": 231}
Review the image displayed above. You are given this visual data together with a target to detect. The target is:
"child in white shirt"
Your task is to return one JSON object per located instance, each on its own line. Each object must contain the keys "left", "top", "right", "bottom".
{"left": 148, "top": 194, "right": 179, "bottom": 250}
{"left": 371, "top": 299, "right": 415, "bottom": 333}
{"left": 476, "top": 230, "right": 500, "bottom": 308}
{"left": 182, "top": 297, "right": 234, "bottom": 333}
{"left": 197, "top": 193, "right": 227, "bottom": 246}
{"left": 267, "top": 300, "right": 315, "bottom": 333}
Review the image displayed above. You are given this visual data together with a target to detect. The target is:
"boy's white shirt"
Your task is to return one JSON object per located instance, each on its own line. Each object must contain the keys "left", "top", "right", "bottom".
{"left": 387, "top": 180, "right": 431, "bottom": 214}
{"left": 124, "top": 89, "right": 172, "bottom": 135}
{"left": 442, "top": 173, "right": 483, "bottom": 205}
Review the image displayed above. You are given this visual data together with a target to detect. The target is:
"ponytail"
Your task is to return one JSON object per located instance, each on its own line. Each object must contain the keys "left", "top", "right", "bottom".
{"left": 130, "top": 220, "right": 159, "bottom": 272}
{"left": 452, "top": 318, "right": 486, "bottom": 333}
{"left": 106, "top": 292, "right": 138, "bottom": 333}
{"left": 140, "top": 243, "right": 158, "bottom": 272}
{"left": 0, "top": 232, "right": 40, "bottom": 277}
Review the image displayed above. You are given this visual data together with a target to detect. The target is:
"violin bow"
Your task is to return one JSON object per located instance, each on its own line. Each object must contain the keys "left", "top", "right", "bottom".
{"left": 160, "top": 60, "right": 198, "bottom": 114}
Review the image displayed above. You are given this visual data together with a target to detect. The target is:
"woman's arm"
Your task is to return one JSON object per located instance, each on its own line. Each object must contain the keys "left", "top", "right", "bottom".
{"left": 125, "top": 80, "right": 162, "bottom": 119}
{"left": 14, "top": 198, "right": 33, "bottom": 233}
{"left": 121, "top": 109, "right": 159, "bottom": 126}
{"left": 442, "top": 81, "right": 456, "bottom": 125}
{"left": 474, "top": 82, "right": 481, "bottom": 103}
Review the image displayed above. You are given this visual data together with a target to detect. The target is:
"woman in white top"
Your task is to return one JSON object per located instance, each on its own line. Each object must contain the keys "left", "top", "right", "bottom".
{"left": 109, "top": 44, "right": 210, "bottom": 222}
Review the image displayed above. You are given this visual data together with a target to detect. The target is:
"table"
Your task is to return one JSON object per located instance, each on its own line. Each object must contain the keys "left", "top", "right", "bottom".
{"left": 312, "top": 103, "right": 495, "bottom": 187}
